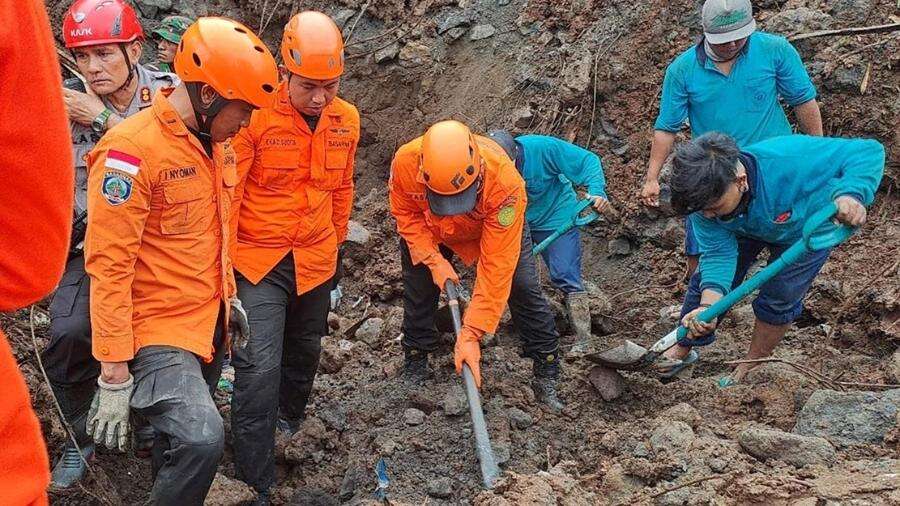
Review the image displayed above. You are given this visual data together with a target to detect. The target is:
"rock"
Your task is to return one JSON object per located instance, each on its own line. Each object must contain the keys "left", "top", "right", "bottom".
{"left": 824, "top": 63, "right": 867, "bottom": 94}
{"left": 739, "top": 426, "right": 836, "bottom": 468}
{"left": 285, "top": 418, "right": 328, "bottom": 462}
{"left": 649, "top": 421, "right": 694, "bottom": 452}
{"left": 287, "top": 489, "right": 338, "bottom": 506}
{"left": 355, "top": 317, "right": 384, "bottom": 347}
{"left": 498, "top": 0, "right": 510, "bottom": 4}
{"left": 794, "top": 389, "right": 900, "bottom": 447}
{"left": 333, "top": 9, "right": 357, "bottom": 28}
{"left": 607, "top": 238, "right": 631, "bottom": 256}
{"left": 494, "top": 441, "right": 511, "bottom": 466}
{"left": 659, "top": 403, "right": 702, "bottom": 429}
{"left": 508, "top": 408, "right": 533, "bottom": 430}
{"left": 134, "top": 0, "right": 172, "bottom": 18}
{"left": 828, "top": 0, "right": 872, "bottom": 24}
{"left": 317, "top": 402, "right": 348, "bottom": 432}
{"left": 403, "top": 408, "right": 426, "bottom": 426}
{"left": 589, "top": 366, "right": 625, "bottom": 402}
{"left": 426, "top": 477, "right": 453, "bottom": 499}
{"left": 437, "top": 10, "right": 472, "bottom": 34}
{"left": 641, "top": 217, "right": 683, "bottom": 250}
{"left": 338, "top": 465, "right": 366, "bottom": 501}
{"left": 443, "top": 385, "right": 468, "bottom": 416}
{"left": 765, "top": 8, "right": 833, "bottom": 35}
{"left": 469, "top": 24, "right": 497, "bottom": 41}
{"left": 204, "top": 473, "right": 256, "bottom": 506}
{"left": 707, "top": 457, "right": 728, "bottom": 473}
{"left": 513, "top": 107, "right": 535, "bottom": 129}
{"left": 319, "top": 340, "right": 350, "bottom": 373}
{"left": 888, "top": 349, "right": 900, "bottom": 383}
{"left": 561, "top": 50, "right": 593, "bottom": 103}
{"left": 446, "top": 27, "right": 467, "bottom": 41}
{"left": 327, "top": 312, "right": 341, "bottom": 331}
{"left": 655, "top": 487, "right": 692, "bottom": 506}
{"left": 373, "top": 42, "right": 400, "bottom": 63}
{"left": 399, "top": 41, "right": 431, "bottom": 67}
{"left": 345, "top": 220, "right": 372, "bottom": 244}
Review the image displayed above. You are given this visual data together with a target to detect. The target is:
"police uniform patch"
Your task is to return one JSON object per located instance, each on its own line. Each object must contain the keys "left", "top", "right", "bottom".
{"left": 101, "top": 171, "right": 133, "bottom": 206}
{"left": 498, "top": 205, "right": 516, "bottom": 227}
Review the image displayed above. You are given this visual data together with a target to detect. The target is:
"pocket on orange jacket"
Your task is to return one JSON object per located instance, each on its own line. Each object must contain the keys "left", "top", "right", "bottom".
{"left": 258, "top": 149, "right": 300, "bottom": 190}
{"left": 319, "top": 149, "right": 348, "bottom": 190}
{"left": 160, "top": 182, "right": 209, "bottom": 235}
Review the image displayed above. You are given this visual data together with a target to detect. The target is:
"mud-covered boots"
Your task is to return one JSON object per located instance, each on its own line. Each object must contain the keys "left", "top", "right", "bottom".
{"left": 402, "top": 348, "right": 430, "bottom": 384}
{"left": 49, "top": 381, "right": 95, "bottom": 489}
{"left": 50, "top": 442, "right": 95, "bottom": 490}
{"left": 532, "top": 354, "right": 565, "bottom": 412}
{"left": 565, "top": 291, "right": 592, "bottom": 354}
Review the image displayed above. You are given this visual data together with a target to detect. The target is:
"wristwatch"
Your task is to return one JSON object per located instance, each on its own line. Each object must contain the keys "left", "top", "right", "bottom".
{"left": 91, "top": 108, "right": 113, "bottom": 133}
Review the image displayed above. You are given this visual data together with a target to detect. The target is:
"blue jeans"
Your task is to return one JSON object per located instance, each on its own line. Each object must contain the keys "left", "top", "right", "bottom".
{"left": 678, "top": 237, "right": 832, "bottom": 346}
{"left": 531, "top": 227, "right": 585, "bottom": 294}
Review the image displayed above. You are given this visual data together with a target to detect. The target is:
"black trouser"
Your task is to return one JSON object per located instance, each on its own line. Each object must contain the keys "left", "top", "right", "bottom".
{"left": 42, "top": 254, "right": 96, "bottom": 445}
{"left": 130, "top": 319, "right": 226, "bottom": 506}
{"left": 231, "top": 253, "right": 331, "bottom": 492}
{"left": 400, "top": 224, "right": 559, "bottom": 361}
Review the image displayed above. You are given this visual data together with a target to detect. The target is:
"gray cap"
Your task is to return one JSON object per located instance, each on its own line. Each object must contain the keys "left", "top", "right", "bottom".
{"left": 702, "top": 0, "right": 756, "bottom": 44}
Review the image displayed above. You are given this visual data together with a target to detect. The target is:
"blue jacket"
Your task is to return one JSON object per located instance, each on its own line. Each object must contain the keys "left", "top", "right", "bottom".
{"left": 691, "top": 135, "right": 884, "bottom": 295}
{"left": 515, "top": 135, "right": 607, "bottom": 232}
{"left": 655, "top": 32, "right": 816, "bottom": 147}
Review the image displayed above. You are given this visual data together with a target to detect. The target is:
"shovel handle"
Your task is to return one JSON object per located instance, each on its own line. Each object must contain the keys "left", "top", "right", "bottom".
{"left": 674, "top": 203, "right": 854, "bottom": 340}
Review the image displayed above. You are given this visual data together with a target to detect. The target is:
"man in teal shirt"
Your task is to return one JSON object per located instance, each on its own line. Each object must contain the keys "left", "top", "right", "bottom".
{"left": 641, "top": 0, "right": 823, "bottom": 279}
{"left": 489, "top": 131, "right": 609, "bottom": 352}
{"left": 660, "top": 132, "right": 883, "bottom": 384}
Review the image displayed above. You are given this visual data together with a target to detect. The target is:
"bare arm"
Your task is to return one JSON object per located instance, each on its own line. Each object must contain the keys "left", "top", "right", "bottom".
{"left": 641, "top": 130, "right": 677, "bottom": 207}
{"left": 794, "top": 99, "right": 823, "bottom": 136}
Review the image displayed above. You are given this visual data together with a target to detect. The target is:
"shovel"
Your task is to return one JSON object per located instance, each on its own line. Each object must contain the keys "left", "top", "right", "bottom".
{"left": 587, "top": 202, "right": 855, "bottom": 371}
{"left": 532, "top": 198, "right": 607, "bottom": 256}
{"left": 445, "top": 280, "right": 501, "bottom": 489}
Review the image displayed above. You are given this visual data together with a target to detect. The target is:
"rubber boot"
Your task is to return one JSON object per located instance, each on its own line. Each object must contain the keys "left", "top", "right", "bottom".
{"left": 401, "top": 347, "right": 430, "bottom": 384}
{"left": 49, "top": 381, "right": 96, "bottom": 490}
{"left": 276, "top": 410, "right": 304, "bottom": 436}
{"left": 532, "top": 354, "right": 565, "bottom": 413}
{"left": 565, "top": 291, "right": 592, "bottom": 355}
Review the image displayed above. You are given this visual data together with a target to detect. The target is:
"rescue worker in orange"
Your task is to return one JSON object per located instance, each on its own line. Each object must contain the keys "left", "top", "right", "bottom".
{"left": 83, "top": 18, "right": 277, "bottom": 505}
{"left": 0, "top": 0, "right": 74, "bottom": 503}
{"left": 46, "top": 0, "right": 177, "bottom": 487}
{"left": 229, "top": 12, "right": 359, "bottom": 501}
{"left": 390, "top": 120, "right": 564, "bottom": 411}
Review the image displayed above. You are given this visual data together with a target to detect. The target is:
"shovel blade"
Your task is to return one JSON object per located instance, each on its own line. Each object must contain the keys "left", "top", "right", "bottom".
{"left": 585, "top": 340, "right": 652, "bottom": 371}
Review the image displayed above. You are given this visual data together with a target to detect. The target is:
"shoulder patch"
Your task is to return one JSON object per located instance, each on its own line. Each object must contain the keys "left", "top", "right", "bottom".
{"left": 101, "top": 171, "right": 133, "bottom": 206}
{"left": 498, "top": 205, "right": 517, "bottom": 227}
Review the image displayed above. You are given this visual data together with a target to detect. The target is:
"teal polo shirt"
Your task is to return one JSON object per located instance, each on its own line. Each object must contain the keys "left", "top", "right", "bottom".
{"left": 515, "top": 135, "right": 607, "bottom": 232}
{"left": 690, "top": 135, "right": 884, "bottom": 295}
{"left": 654, "top": 31, "right": 817, "bottom": 147}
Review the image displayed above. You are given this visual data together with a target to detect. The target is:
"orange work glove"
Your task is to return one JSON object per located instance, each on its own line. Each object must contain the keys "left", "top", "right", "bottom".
{"left": 428, "top": 256, "right": 459, "bottom": 292}
{"left": 454, "top": 326, "right": 484, "bottom": 388}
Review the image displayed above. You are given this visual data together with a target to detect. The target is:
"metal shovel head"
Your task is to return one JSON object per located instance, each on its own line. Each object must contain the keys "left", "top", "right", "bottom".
{"left": 585, "top": 339, "right": 652, "bottom": 371}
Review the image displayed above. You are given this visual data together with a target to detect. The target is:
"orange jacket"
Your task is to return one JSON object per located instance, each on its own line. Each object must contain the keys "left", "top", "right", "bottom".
{"left": 85, "top": 89, "right": 236, "bottom": 363}
{"left": 389, "top": 135, "right": 527, "bottom": 334}
{"left": 0, "top": 1, "right": 72, "bottom": 503}
{"left": 231, "top": 84, "right": 359, "bottom": 295}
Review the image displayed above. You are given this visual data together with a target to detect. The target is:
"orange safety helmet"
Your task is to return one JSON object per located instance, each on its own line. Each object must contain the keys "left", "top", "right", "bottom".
{"left": 281, "top": 11, "right": 345, "bottom": 80}
{"left": 420, "top": 120, "right": 484, "bottom": 216}
{"left": 174, "top": 17, "right": 279, "bottom": 109}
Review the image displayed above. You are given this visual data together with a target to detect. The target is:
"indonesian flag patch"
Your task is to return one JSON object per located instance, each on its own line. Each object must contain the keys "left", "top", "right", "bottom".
{"left": 105, "top": 149, "right": 141, "bottom": 175}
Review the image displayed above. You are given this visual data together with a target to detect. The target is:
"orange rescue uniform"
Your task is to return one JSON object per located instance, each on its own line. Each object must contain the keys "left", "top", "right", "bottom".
{"left": 389, "top": 135, "right": 527, "bottom": 334}
{"left": 231, "top": 84, "right": 359, "bottom": 294}
{"left": 85, "top": 89, "right": 236, "bottom": 363}
{"left": 0, "top": 1, "right": 73, "bottom": 503}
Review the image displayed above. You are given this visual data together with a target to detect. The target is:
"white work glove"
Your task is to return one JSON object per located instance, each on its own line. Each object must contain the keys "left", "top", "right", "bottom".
{"left": 330, "top": 284, "right": 343, "bottom": 310}
{"left": 87, "top": 374, "right": 134, "bottom": 452}
{"left": 230, "top": 297, "right": 251, "bottom": 349}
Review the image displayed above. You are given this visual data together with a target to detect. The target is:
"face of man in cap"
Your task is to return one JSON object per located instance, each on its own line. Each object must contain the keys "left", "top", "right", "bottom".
{"left": 708, "top": 36, "right": 748, "bottom": 61}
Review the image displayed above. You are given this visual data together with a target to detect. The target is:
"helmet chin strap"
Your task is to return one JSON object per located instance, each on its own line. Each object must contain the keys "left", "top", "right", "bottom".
{"left": 185, "top": 82, "right": 228, "bottom": 155}
{"left": 114, "top": 43, "right": 136, "bottom": 95}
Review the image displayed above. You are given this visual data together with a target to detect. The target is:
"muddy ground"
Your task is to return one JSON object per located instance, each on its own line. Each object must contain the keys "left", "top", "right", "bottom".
{"left": 10, "top": 0, "right": 899, "bottom": 504}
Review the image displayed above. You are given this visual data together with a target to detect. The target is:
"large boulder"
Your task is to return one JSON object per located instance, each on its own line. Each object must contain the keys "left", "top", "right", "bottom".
{"left": 794, "top": 389, "right": 900, "bottom": 447}
{"left": 739, "top": 426, "right": 836, "bottom": 468}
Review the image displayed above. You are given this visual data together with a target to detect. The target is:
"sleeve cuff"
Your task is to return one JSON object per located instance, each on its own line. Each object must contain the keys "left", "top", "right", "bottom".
{"left": 833, "top": 192, "right": 865, "bottom": 205}
{"left": 787, "top": 90, "right": 817, "bottom": 107}
{"left": 699, "top": 282, "right": 728, "bottom": 296}
{"left": 92, "top": 334, "right": 134, "bottom": 362}
{"left": 652, "top": 121, "right": 682, "bottom": 133}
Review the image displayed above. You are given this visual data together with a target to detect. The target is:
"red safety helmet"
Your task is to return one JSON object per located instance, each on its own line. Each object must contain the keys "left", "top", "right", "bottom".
{"left": 63, "top": 0, "right": 144, "bottom": 48}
